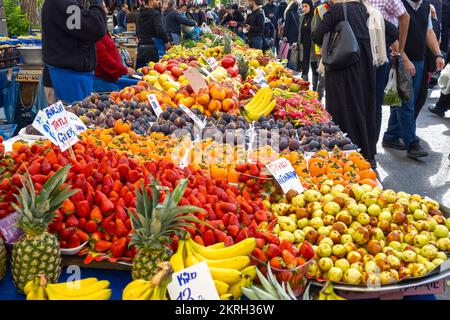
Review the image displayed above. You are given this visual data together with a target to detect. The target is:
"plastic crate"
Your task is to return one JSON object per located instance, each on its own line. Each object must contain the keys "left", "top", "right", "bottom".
{"left": 0, "top": 123, "right": 17, "bottom": 140}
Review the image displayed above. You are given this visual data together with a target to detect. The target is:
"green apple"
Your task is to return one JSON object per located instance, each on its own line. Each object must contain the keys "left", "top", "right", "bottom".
{"left": 341, "top": 234, "right": 353, "bottom": 244}
{"left": 411, "top": 263, "right": 427, "bottom": 277}
{"left": 332, "top": 244, "right": 346, "bottom": 258}
{"left": 361, "top": 192, "right": 377, "bottom": 207}
{"left": 293, "top": 229, "right": 305, "bottom": 243}
{"left": 347, "top": 203, "right": 360, "bottom": 217}
{"left": 319, "top": 237, "right": 334, "bottom": 247}
{"left": 335, "top": 258, "right": 351, "bottom": 272}
{"left": 413, "top": 234, "right": 429, "bottom": 248}
{"left": 382, "top": 189, "right": 397, "bottom": 203}
{"left": 303, "top": 190, "right": 322, "bottom": 203}
{"left": 432, "top": 258, "right": 444, "bottom": 267}
{"left": 323, "top": 215, "right": 335, "bottom": 226}
{"left": 278, "top": 216, "right": 297, "bottom": 232}
{"left": 446, "top": 218, "right": 450, "bottom": 230}
{"left": 352, "top": 226, "right": 370, "bottom": 245}
{"left": 357, "top": 212, "right": 371, "bottom": 225}
{"left": 328, "top": 267, "right": 343, "bottom": 282}
{"left": 343, "top": 268, "right": 362, "bottom": 284}
{"left": 420, "top": 245, "right": 438, "bottom": 259}
{"left": 310, "top": 217, "right": 324, "bottom": 230}
{"left": 323, "top": 201, "right": 341, "bottom": 216}
{"left": 401, "top": 250, "right": 417, "bottom": 263}
{"left": 436, "top": 238, "right": 450, "bottom": 251}
{"left": 365, "top": 261, "right": 380, "bottom": 273}
{"left": 368, "top": 204, "right": 382, "bottom": 217}
{"left": 347, "top": 251, "right": 362, "bottom": 264}
{"left": 379, "top": 271, "right": 395, "bottom": 285}
{"left": 323, "top": 194, "right": 335, "bottom": 203}
{"left": 388, "top": 241, "right": 402, "bottom": 251}
{"left": 358, "top": 203, "right": 368, "bottom": 213}
{"left": 317, "top": 226, "right": 331, "bottom": 237}
{"left": 318, "top": 257, "right": 334, "bottom": 272}
{"left": 379, "top": 211, "right": 392, "bottom": 222}
{"left": 317, "top": 243, "right": 332, "bottom": 257}
{"left": 291, "top": 194, "right": 305, "bottom": 207}
{"left": 312, "top": 209, "right": 324, "bottom": 219}
{"left": 387, "top": 255, "right": 401, "bottom": 269}
{"left": 436, "top": 251, "right": 447, "bottom": 260}
{"left": 279, "top": 231, "right": 295, "bottom": 242}
{"left": 408, "top": 200, "right": 421, "bottom": 213}
{"left": 434, "top": 225, "right": 449, "bottom": 238}
{"left": 413, "top": 209, "right": 427, "bottom": 221}
{"left": 320, "top": 184, "right": 331, "bottom": 195}
{"left": 297, "top": 218, "right": 309, "bottom": 229}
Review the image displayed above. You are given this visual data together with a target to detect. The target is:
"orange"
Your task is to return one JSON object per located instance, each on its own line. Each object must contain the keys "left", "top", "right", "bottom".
{"left": 180, "top": 96, "right": 195, "bottom": 108}
{"left": 174, "top": 93, "right": 185, "bottom": 103}
{"left": 114, "top": 119, "right": 130, "bottom": 134}
{"left": 224, "top": 86, "right": 235, "bottom": 99}
{"left": 221, "top": 98, "right": 235, "bottom": 112}
{"left": 210, "top": 87, "right": 226, "bottom": 101}
{"left": 167, "top": 87, "right": 177, "bottom": 99}
{"left": 208, "top": 99, "right": 221, "bottom": 112}
{"left": 196, "top": 93, "right": 211, "bottom": 106}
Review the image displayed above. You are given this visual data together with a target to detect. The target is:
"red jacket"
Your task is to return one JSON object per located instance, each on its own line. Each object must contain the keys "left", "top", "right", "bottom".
{"left": 95, "top": 33, "right": 128, "bottom": 83}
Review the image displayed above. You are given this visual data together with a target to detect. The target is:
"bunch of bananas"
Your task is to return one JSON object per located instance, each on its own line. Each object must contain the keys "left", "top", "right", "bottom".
{"left": 123, "top": 262, "right": 173, "bottom": 300}
{"left": 243, "top": 87, "right": 276, "bottom": 121}
{"left": 316, "top": 282, "right": 346, "bottom": 300}
{"left": 24, "top": 276, "right": 111, "bottom": 300}
{"left": 170, "top": 237, "right": 257, "bottom": 300}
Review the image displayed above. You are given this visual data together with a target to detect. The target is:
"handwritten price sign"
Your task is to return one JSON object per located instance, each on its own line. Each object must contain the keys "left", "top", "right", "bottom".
{"left": 167, "top": 261, "right": 219, "bottom": 300}
{"left": 266, "top": 158, "right": 304, "bottom": 194}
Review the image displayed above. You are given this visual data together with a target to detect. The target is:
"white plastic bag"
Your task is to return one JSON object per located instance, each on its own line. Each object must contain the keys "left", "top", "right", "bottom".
{"left": 438, "top": 64, "right": 450, "bottom": 95}
{"left": 383, "top": 67, "right": 401, "bottom": 106}
{"left": 201, "top": 23, "right": 212, "bottom": 34}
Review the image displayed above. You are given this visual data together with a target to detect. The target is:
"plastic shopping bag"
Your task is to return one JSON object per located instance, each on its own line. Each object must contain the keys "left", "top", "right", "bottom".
{"left": 438, "top": 64, "right": 450, "bottom": 95}
{"left": 278, "top": 40, "right": 290, "bottom": 60}
{"left": 396, "top": 55, "right": 413, "bottom": 103}
{"left": 383, "top": 67, "right": 402, "bottom": 106}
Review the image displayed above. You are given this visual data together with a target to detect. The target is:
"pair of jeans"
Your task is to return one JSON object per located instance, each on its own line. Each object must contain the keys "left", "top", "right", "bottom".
{"left": 374, "top": 61, "right": 390, "bottom": 146}
{"left": 93, "top": 77, "right": 119, "bottom": 92}
{"left": 136, "top": 45, "right": 159, "bottom": 69}
{"left": 170, "top": 33, "right": 181, "bottom": 45}
{"left": 383, "top": 60, "right": 424, "bottom": 150}
{"left": 247, "top": 36, "right": 263, "bottom": 50}
{"left": 46, "top": 65, "right": 93, "bottom": 104}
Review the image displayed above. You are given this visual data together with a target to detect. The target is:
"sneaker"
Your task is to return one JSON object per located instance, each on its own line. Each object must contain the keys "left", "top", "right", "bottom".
{"left": 382, "top": 139, "right": 406, "bottom": 150}
{"left": 428, "top": 106, "right": 445, "bottom": 117}
{"left": 407, "top": 143, "right": 428, "bottom": 159}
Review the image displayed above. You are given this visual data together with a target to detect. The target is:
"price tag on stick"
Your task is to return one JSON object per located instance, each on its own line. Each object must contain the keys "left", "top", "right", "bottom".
{"left": 66, "top": 111, "right": 87, "bottom": 134}
{"left": 253, "top": 75, "right": 269, "bottom": 88}
{"left": 148, "top": 94, "right": 163, "bottom": 118}
{"left": 179, "top": 104, "right": 205, "bottom": 129}
{"left": 184, "top": 68, "right": 208, "bottom": 94}
{"left": 167, "top": 261, "right": 220, "bottom": 300}
{"left": 266, "top": 158, "right": 304, "bottom": 194}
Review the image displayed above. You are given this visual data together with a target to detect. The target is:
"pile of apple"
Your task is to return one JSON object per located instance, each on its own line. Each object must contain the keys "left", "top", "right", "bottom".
{"left": 219, "top": 54, "right": 240, "bottom": 78}
{"left": 268, "top": 183, "right": 450, "bottom": 286}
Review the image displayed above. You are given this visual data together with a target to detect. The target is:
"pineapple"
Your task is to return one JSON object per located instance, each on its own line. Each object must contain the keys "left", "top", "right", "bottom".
{"left": 129, "top": 178, "right": 205, "bottom": 281}
{"left": 11, "top": 165, "right": 78, "bottom": 292}
{"left": 237, "top": 54, "right": 249, "bottom": 80}
{"left": 223, "top": 33, "right": 232, "bottom": 55}
{"left": 0, "top": 238, "right": 5, "bottom": 280}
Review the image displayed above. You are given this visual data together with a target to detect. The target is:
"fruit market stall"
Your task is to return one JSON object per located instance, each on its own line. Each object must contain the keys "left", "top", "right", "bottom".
{"left": 0, "top": 35, "right": 450, "bottom": 301}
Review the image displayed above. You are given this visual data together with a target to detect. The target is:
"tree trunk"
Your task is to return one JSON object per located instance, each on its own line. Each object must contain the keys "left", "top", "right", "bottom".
{"left": 20, "top": 0, "right": 39, "bottom": 26}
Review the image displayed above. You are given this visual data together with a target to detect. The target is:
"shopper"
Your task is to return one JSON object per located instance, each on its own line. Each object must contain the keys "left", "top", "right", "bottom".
{"left": 382, "top": 0, "right": 445, "bottom": 159}
{"left": 164, "top": 0, "right": 196, "bottom": 44}
{"left": 428, "top": 47, "right": 450, "bottom": 116}
{"left": 263, "top": 0, "right": 278, "bottom": 28}
{"left": 191, "top": 6, "right": 206, "bottom": 26}
{"left": 297, "top": 0, "right": 315, "bottom": 81}
{"left": 313, "top": 0, "right": 376, "bottom": 164}
{"left": 442, "top": 0, "right": 450, "bottom": 52}
{"left": 311, "top": 0, "right": 330, "bottom": 98}
{"left": 245, "top": 0, "right": 265, "bottom": 49}
{"left": 42, "top": 0, "right": 106, "bottom": 104}
{"left": 275, "top": 1, "right": 288, "bottom": 51}
{"left": 263, "top": 17, "right": 276, "bottom": 51}
{"left": 114, "top": 3, "right": 128, "bottom": 33}
{"left": 94, "top": 33, "right": 136, "bottom": 92}
{"left": 283, "top": 0, "right": 300, "bottom": 70}
{"left": 136, "top": 0, "right": 170, "bottom": 69}
{"left": 126, "top": 5, "right": 140, "bottom": 24}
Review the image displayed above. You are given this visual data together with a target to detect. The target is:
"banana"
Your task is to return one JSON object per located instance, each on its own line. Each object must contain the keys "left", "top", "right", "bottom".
{"left": 123, "top": 281, "right": 153, "bottom": 300}
{"left": 220, "top": 293, "right": 234, "bottom": 300}
{"left": 24, "top": 279, "right": 35, "bottom": 296}
{"left": 188, "top": 237, "right": 256, "bottom": 260}
{"left": 318, "top": 292, "right": 328, "bottom": 300}
{"left": 170, "top": 240, "right": 186, "bottom": 272}
{"left": 36, "top": 286, "right": 47, "bottom": 300}
{"left": 248, "top": 89, "right": 273, "bottom": 115}
{"left": 123, "top": 279, "right": 151, "bottom": 293}
{"left": 192, "top": 250, "right": 251, "bottom": 270}
{"left": 184, "top": 241, "right": 201, "bottom": 267}
{"left": 208, "top": 242, "right": 225, "bottom": 249}
{"left": 228, "top": 276, "right": 251, "bottom": 299}
{"left": 139, "top": 287, "right": 155, "bottom": 300}
{"left": 47, "top": 280, "right": 110, "bottom": 297}
{"left": 263, "top": 99, "right": 277, "bottom": 117}
{"left": 244, "top": 87, "right": 267, "bottom": 112}
{"left": 214, "top": 280, "right": 230, "bottom": 296}
{"left": 240, "top": 265, "right": 257, "bottom": 282}
{"left": 209, "top": 267, "right": 242, "bottom": 285}
{"left": 244, "top": 90, "right": 270, "bottom": 116}
{"left": 47, "top": 286, "right": 112, "bottom": 300}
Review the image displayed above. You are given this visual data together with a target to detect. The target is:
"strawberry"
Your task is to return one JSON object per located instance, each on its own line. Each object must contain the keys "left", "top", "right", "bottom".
{"left": 84, "top": 220, "right": 98, "bottom": 233}
{"left": 227, "top": 225, "right": 240, "bottom": 237}
{"left": 193, "top": 235, "right": 205, "bottom": 246}
{"left": 65, "top": 215, "right": 79, "bottom": 228}
{"left": 91, "top": 230, "right": 105, "bottom": 242}
{"left": 220, "top": 202, "right": 236, "bottom": 213}
{"left": 115, "top": 219, "right": 128, "bottom": 237}
{"left": 78, "top": 217, "right": 87, "bottom": 229}
{"left": 101, "top": 213, "right": 116, "bottom": 230}
{"left": 252, "top": 248, "right": 268, "bottom": 262}
{"left": 27, "top": 161, "right": 41, "bottom": 175}
{"left": 255, "top": 238, "right": 266, "bottom": 249}
{"left": 105, "top": 221, "right": 116, "bottom": 235}
{"left": 213, "top": 229, "right": 227, "bottom": 242}
{"left": 60, "top": 227, "right": 76, "bottom": 241}
{"left": 279, "top": 240, "right": 293, "bottom": 254}
{"left": 223, "top": 236, "right": 234, "bottom": 247}
{"left": 262, "top": 231, "right": 280, "bottom": 245}
{"left": 235, "top": 164, "right": 248, "bottom": 172}
{"left": 40, "top": 158, "right": 52, "bottom": 175}
{"left": 208, "top": 220, "right": 225, "bottom": 230}
{"left": 220, "top": 213, "right": 230, "bottom": 227}
{"left": 299, "top": 241, "right": 315, "bottom": 260}
{"left": 0, "top": 178, "right": 10, "bottom": 191}
{"left": 75, "top": 200, "right": 90, "bottom": 218}
{"left": 126, "top": 170, "right": 140, "bottom": 183}
{"left": 111, "top": 237, "right": 127, "bottom": 258}
{"left": 49, "top": 220, "right": 63, "bottom": 233}
{"left": 282, "top": 250, "right": 297, "bottom": 269}
{"left": 202, "top": 229, "right": 216, "bottom": 246}
{"left": 68, "top": 234, "right": 81, "bottom": 248}
{"left": 89, "top": 206, "right": 103, "bottom": 223}
{"left": 266, "top": 243, "right": 281, "bottom": 259}
{"left": 61, "top": 199, "right": 76, "bottom": 215}
{"left": 95, "top": 191, "right": 115, "bottom": 213}
{"left": 75, "top": 229, "right": 89, "bottom": 243}
{"left": 93, "top": 240, "right": 112, "bottom": 252}
{"left": 70, "top": 190, "right": 85, "bottom": 203}
{"left": 115, "top": 204, "right": 128, "bottom": 223}
{"left": 255, "top": 210, "right": 268, "bottom": 223}
{"left": 228, "top": 213, "right": 239, "bottom": 226}
{"left": 236, "top": 228, "right": 249, "bottom": 243}
{"left": 270, "top": 257, "right": 285, "bottom": 269}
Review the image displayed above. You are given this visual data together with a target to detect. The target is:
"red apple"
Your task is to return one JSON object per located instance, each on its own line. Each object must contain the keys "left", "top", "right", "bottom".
{"left": 171, "top": 67, "right": 184, "bottom": 79}
{"left": 221, "top": 57, "right": 235, "bottom": 69}
{"left": 166, "top": 63, "right": 178, "bottom": 72}
{"left": 153, "top": 63, "right": 166, "bottom": 73}
{"left": 227, "top": 66, "right": 239, "bottom": 77}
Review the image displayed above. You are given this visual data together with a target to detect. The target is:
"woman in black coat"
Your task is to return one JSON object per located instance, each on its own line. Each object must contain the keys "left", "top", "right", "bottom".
{"left": 283, "top": 1, "right": 300, "bottom": 69}
{"left": 312, "top": 0, "right": 376, "bottom": 163}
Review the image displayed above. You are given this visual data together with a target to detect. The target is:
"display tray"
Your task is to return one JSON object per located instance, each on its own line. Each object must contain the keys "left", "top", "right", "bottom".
{"left": 18, "top": 127, "right": 44, "bottom": 140}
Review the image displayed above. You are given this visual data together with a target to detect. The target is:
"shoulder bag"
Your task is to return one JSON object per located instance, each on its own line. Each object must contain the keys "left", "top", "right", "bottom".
{"left": 288, "top": 12, "right": 301, "bottom": 70}
{"left": 321, "top": 2, "right": 360, "bottom": 71}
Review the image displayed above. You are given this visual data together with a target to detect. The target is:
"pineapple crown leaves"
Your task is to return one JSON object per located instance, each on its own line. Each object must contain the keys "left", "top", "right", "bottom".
{"left": 11, "top": 165, "right": 79, "bottom": 235}
{"left": 128, "top": 177, "right": 210, "bottom": 251}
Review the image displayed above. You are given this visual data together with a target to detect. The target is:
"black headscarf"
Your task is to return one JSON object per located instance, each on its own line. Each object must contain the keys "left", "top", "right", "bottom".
{"left": 302, "top": 0, "right": 314, "bottom": 19}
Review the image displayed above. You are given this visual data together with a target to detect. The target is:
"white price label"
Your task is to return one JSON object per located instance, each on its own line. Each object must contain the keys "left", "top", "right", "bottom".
{"left": 253, "top": 75, "right": 269, "bottom": 87}
{"left": 148, "top": 94, "right": 163, "bottom": 118}
{"left": 66, "top": 111, "right": 87, "bottom": 134}
{"left": 266, "top": 158, "right": 304, "bottom": 194}
{"left": 256, "top": 67, "right": 266, "bottom": 76}
{"left": 32, "top": 110, "right": 59, "bottom": 146}
{"left": 179, "top": 104, "right": 205, "bottom": 129}
{"left": 206, "top": 57, "right": 219, "bottom": 70}
{"left": 167, "top": 261, "right": 220, "bottom": 300}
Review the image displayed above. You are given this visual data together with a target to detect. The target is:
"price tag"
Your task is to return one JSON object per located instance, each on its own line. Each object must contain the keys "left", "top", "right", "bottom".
{"left": 256, "top": 67, "right": 266, "bottom": 76}
{"left": 32, "top": 110, "right": 59, "bottom": 146}
{"left": 253, "top": 75, "right": 269, "bottom": 88}
{"left": 0, "top": 212, "right": 24, "bottom": 244}
{"left": 179, "top": 104, "right": 205, "bottom": 129}
{"left": 184, "top": 68, "right": 208, "bottom": 94}
{"left": 148, "top": 94, "right": 163, "bottom": 118}
{"left": 167, "top": 261, "right": 220, "bottom": 300}
{"left": 66, "top": 111, "right": 87, "bottom": 134}
{"left": 206, "top": 57, "right": 219, "bottom": 70}
{"left": 266, "top": 158, "right": 304, "bottom": 194}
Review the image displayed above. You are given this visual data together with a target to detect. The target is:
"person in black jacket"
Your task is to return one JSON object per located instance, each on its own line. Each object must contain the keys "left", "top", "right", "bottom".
{"left": 114, "top": 3, "right": 128, "bottom": 33}
{"left": 42, "top": 0, "right": 106, "bottom": 104}
{"left": 136, "top": 0, "right": 170, "bottom": 69}
{"left": 245, "top": 0, "right": 265, "bottom": 49}
{"left": 262, "top": 17, "right": 276, "bottom": 51}
{"left": 164, "top": 0, "right": 196, "bottom": 44}
{"left": 283, "top": 0, "right": 299, "bottom": 69}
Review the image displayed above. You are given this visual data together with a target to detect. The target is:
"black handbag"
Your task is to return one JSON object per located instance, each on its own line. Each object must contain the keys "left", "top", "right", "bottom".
{"left": 321, "top": 3, "right": 360, "bottom": 71}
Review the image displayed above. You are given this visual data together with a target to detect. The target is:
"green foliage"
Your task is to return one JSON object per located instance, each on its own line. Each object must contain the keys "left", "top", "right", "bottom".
{"left": 5, "top": 0, "right": 30, "bottom": 36}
